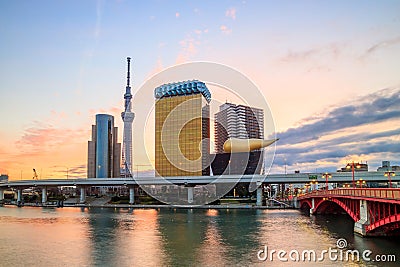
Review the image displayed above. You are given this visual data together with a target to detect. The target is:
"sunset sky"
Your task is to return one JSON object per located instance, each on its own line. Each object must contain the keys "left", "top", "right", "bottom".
{"left": 1, "top": 0, "right": 399, "bottom": 179}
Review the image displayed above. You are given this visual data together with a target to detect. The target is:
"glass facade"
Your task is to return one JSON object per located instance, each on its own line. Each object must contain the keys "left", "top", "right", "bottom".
{"left": 87, "top": 114, "right": 121, "bottom": 178}
{"left": 96, "top": 114, "right": 115, "bottom": 178}
{"left": 155, "top": 81, "right": 211, "bottom": 177}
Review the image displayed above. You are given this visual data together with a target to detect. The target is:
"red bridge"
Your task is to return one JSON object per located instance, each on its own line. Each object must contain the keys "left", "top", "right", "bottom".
{"left": 298, "top": 188, "right": 400, "bottom": 236}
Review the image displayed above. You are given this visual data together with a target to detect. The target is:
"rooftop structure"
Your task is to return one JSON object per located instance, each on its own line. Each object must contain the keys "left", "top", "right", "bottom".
{"left": 154, "top": 80, "right": 211, "bottom": 103}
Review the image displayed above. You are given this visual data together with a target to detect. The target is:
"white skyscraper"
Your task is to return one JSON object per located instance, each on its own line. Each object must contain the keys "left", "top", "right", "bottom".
{"left": 121, "top": 57, "right": 135, "bottom": 177}
{"left": 214, "top": 103, "right": 264, "bottom": 154}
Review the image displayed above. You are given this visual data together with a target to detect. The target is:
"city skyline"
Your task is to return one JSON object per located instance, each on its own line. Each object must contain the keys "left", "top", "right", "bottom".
{"left": 1, "top": 1, "right": 400, "bottom": 179}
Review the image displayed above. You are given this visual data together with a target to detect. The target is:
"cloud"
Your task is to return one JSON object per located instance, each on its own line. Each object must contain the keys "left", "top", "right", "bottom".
{"left": 194, "top": 29, "right": 209, "bottom": 36}
{"left": 175, "top": 34, "right": 200, "bottom": 63}
{"left": 270, "top": 87, "right": 400, "bottom": 172}
{"left": 51, "top": 164, "right": 86, "bottom": 178}
{"left": 220, "top": 25, "right": 232, "bottom": 35}
{"left": 15, "top": 121, "right": 88, "bottom": 154}
{"left": 146, "top": 58, "right": 164, "bottom": 79}
{"left": 94, "top": 0, "right": 105, "bottom": 38}
{"left": 175, "top": 12, "right": 180, "bottom": 18}
{"left": 280, "top": 43, "right": 342, "bottom": 63}
{"left": 275, "top": 87, "right": 400, "bottom": 145}
{"left": 225, "top": 7, "right": 236, "bottom": 20}
{"left": 361, "top": 36, "right": 400, "bottom": 58}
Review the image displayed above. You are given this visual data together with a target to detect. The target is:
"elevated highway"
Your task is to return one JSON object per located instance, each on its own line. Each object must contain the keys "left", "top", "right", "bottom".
{"left": 0, "top": 171, "right": 398, "bottom": 187}
{"left": 1, "top": 171, "right": 398, "bottom": 206}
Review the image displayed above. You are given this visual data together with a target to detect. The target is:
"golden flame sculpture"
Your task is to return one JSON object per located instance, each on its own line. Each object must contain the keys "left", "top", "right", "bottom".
{"left": 223, "top": 138, "right": 279, "bottom": 153}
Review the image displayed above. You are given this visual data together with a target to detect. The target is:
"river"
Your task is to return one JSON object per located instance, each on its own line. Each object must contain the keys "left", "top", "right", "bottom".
{"left": 0, "top": 206, "right": 398, "bottom": 266}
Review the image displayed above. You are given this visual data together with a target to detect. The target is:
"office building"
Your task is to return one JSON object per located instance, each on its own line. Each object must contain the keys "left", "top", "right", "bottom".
{"left": 0, "top": 174, "right": 8, "bottom": 183}
{"left": 377, "top": 161, "right": 400, "bottom": 172}
{"left": 154, "top": 80, "right": 211, "bottom": 177}
{"left": 214, "top": 103, "right": 264, "bottom": 154}
{"left": 87, "top": 114, "right": 121, "bottom": 178}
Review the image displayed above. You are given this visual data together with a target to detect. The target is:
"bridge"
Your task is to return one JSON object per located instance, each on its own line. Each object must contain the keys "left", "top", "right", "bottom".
{"left": 298, "top": 188, "right": 400, "bottom": 236}
{"left": 0, "top": 171, "right": 398, "bottom": 206}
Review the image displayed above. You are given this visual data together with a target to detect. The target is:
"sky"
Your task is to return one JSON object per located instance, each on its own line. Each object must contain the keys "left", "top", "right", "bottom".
{"left": 0, "top": 0, "right": 399, "bottom": 179}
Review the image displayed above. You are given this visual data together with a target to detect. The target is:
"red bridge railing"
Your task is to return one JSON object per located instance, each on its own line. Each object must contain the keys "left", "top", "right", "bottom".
{"left": 299, "top": 188, "right": 400, "bottom": 200}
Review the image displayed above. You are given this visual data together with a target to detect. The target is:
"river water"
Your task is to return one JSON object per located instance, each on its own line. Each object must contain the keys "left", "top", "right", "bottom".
{"left": 0, "top": 206, "right": 398, "bottom": 267}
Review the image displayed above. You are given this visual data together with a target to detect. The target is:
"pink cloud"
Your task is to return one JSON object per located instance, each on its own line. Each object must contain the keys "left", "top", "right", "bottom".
{"left": 175, "top": 12, "right": 180, "bottom": 18}
{"left": 175, "top": 36, "right": 198, "bottom": 64}
{"left": 147, "top": 58, "right": 164, "bottom": 78}
{"left": 194, "top": 29, "right": 209, "bottom": 35}
{"left": 15, "top": 122, "right": 88, "bottom": 153}
{"left": 220, "top": 25, "right": 232, "bottom": 35}
{"left": 225, "top": 7, "right": 236, "bottom": 20}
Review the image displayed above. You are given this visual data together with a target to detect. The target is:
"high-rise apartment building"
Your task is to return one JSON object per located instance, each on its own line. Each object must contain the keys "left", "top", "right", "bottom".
{"left": 214, "top": 103, "right": 264, "bottom": 154}
{"left": 87, "top": 114, "right": 121, "bottom": 178}
{"left": 154, "top": 80, "right": 211, "bottom": 177}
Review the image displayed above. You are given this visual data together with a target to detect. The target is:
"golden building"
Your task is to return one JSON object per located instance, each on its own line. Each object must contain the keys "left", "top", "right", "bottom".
{"left": 154, "top": 80, "right": 211, "bottom": 177}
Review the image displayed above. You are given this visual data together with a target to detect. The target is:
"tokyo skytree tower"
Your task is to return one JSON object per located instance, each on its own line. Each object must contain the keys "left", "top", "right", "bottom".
{"left": 121, "top": 57, "right": 135, "bottom": 177}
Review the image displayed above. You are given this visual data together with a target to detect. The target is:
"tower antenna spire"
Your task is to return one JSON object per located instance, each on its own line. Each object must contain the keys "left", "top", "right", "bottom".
{"left": 127, "top": 57, "right": 131, "bottom": 87}
{"left": 121, "top": 57, "right": 135, "bottom": 178}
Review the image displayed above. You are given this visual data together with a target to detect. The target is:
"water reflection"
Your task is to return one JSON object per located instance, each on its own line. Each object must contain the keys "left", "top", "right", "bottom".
{"left": 115, "top": 209, "right": 166, "bottom": 266}
{"left": 157, "top": 209, "right": 209, "bottom": 266}
{"left": 197, "top": 210, "right": 229, "bottom": 266}
{"left": 0, "top": 206, "right": 92, "bottom": 266}
{"left": 0, "top": 207, "right": 399, "bottom": 267}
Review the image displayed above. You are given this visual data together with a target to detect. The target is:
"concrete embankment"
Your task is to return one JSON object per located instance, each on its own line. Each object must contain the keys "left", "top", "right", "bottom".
{"left": 4, "top": 202, "right": 296, "bottom": 210}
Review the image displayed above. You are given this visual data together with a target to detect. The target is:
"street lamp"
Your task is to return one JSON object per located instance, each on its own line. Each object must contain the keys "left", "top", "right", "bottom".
{"left": 304, "top": 183, "right": 310, "bottom": 193}
{"left": 384, "top": 171, "right": 395, "bottom": 188}
{"left": 322, "top": 172, "right": 332, "bottom": 192}
{"left": 346, "top": 162, "right": 361, "bottom": 188}
{"left": 356, "top": 178, "right": 366, "bottom": 188}
{"left": 284, "top": 157, "right": 287, "bottom": 175}
{"left": 64, "top": 166, "right": 69, "bottom": 179}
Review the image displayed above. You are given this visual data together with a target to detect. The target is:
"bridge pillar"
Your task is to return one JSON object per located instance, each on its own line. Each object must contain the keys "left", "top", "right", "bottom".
{"left": 42, "top": 187, "right": 47, "bottom": 203}
{"left": 129, "top": 187, "right": 135, "bottom": 205}
{"left": 80, "top": 187, "right": 86, "bottom": 203}
{"left": 310, "top": 198, "right": 315, "bottom": 215}
{"left": 187, "top": 187, "right": 194, "bottom": 204}
{"left": 17, "top": 189, "right": 22, "bottom": 203}
{"left": 0, "top": 189, "right": 4, "bottom": 201}
{"left": 293, "top": 197, "right": 299, "bottom": 208}
{"left": 256, "top": 187, "right": 263, "bottom": 206}
{"left": 354, "top": 200, "right": 370, "bottom": 236}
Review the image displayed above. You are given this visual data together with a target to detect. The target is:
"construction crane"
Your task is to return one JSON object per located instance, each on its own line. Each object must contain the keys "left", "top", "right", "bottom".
{"left": 33, "top": 168, "right": 38, "bottom": 180}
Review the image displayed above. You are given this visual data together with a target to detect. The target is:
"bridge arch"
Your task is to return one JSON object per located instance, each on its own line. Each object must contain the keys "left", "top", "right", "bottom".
{"left": 300, "top": 199, "right": 312, "bottom": 210}
{"left": 368, "top": 218, "right": 400, "bottom": 234}
{"left": 313, "top": 198, "right": 359, "bottom": 222}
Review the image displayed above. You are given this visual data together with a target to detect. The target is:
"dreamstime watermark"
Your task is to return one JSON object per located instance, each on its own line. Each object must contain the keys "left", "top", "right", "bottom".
{"left": 257, "top": 238, "right": 396, "bottom": 263}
